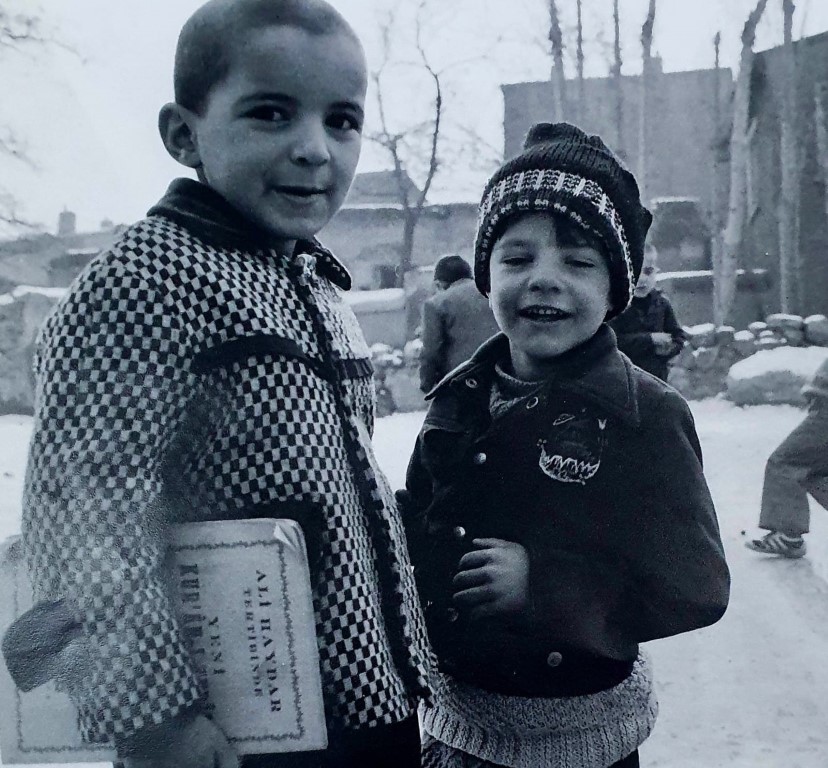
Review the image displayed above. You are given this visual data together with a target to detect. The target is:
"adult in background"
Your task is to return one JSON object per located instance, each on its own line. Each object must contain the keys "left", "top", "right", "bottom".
{"left": 609, "top": 245, "right": 686, "bottom": 382}
{"left": 419, "top": 254, "right": 500, "bottom": 393}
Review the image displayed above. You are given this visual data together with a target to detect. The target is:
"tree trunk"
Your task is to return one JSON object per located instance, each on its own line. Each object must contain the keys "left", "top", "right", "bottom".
{"left": 613, "top": 0, "right": 624, "bottom": 156}
{"left": 639, "top": 0, "right": 657, "bottom": 204}
{"left": 548, "top": 0, "right": 567, "bottom": 121}
{"left": 815, "top": 82, "right": 828, "bottom": 224}
{"left": 710, "top": 32, "right": 726, "bottom": 322}
{"left": 778, "top": 0, "right": 800, "bottom": 312}
{"left": 576, "top": 0, "right": 585, "bottom": 124}
{"left": 716, "top": 0, "right": 769, "bottom": 325}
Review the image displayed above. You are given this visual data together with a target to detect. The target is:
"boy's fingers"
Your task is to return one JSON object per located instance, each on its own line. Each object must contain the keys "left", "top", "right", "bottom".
{"left": 453, "top": 585, "right": 492, "bottom": 606}
{"left": 452, "top": 566, "right": 489, "bottom": 589}
{"left": 471, "top": 537, "right": 509, "bottom": 549}
{"left": 457, "top": 549, "right": 491, "bottom": 570}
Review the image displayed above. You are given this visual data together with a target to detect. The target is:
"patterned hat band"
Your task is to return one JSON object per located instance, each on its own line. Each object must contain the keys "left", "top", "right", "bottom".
{"left": 476, "top": 169, "right": 636, "bottom": 313}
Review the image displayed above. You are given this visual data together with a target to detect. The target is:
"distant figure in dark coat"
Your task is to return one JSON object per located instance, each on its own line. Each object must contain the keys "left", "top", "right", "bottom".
{"left": 419, "top": 254, "right": 500, "bottom": 392}
{"left": 609, "top": 246, "right": 686, "bottom": 381}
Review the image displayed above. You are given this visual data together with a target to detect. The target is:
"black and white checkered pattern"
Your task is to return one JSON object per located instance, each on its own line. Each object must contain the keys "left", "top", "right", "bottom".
{"left": 22, "top": 213, "right": 430, "bottom": 743}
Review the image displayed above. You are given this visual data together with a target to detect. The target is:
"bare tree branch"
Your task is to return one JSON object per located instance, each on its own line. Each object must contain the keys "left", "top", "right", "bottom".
{"left": 778, "top": 0, "right": 801, "bottom": 312}
{"left": 716, "top": 0, "right": 770, "bottom": 324}
{"left": 638, "top": 0, "right": 657, "bottom": 202}
{"left": 548, "top": 0, "right": 567, "bottom": 120}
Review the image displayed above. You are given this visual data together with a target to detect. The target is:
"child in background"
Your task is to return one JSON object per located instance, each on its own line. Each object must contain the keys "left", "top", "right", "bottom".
{"left": 18, "top": 2, "right": 430, "bottom": 766}
{"left": 608, "top": 244, "right": 686, "bottom": 382}
{"left": 400, "top": 123, "right": 730, "bottom": 768}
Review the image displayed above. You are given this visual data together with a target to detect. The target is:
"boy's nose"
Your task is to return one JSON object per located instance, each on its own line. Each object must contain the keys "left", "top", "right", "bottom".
{"left": 290, "top": 123, "right": 331, "bottom": 166}
{"left": 527, "top": 261, "right": 563, "bottom": 292}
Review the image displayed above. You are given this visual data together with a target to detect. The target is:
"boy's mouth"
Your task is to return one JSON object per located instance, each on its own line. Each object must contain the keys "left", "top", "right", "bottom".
{"left": 274, "top": 185, "right": 328, "bottom": 199}
{"left": 519, "top": 306, "right": 571, "bottom": 322}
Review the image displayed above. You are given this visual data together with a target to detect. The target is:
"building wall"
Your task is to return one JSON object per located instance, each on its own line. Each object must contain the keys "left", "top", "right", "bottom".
{"left": 318, "top": 204, "right": 478, "bottom": 289}
{"left": 501, "top": 66, "right": 733, "bottom": 219}
{"left": 745, "top": 31, "right": 828, "bottom": 316}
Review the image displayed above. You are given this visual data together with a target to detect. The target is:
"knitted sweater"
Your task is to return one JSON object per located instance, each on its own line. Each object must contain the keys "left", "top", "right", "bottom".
{"left": 21, "top": 179, "right": 431, "bottom": 745}
{"left": 421, "top": 656, "right": 657, "bottom": 768}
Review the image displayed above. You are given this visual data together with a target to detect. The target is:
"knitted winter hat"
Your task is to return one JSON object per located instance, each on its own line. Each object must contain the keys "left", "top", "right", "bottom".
{"left": 474, "top": 122, "right": 653, "bottom": 318}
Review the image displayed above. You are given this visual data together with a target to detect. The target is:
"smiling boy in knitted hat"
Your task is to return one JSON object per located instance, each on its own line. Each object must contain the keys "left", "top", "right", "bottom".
{"left": 399, "top": 123, "right": 730, "bottom": 768}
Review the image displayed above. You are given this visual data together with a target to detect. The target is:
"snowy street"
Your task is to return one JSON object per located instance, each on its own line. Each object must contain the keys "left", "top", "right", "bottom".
{"left": 1, "top": 399, "right": 828, "bottom": 766}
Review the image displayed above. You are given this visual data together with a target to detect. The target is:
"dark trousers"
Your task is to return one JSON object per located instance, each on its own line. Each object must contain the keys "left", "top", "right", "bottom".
{"left": 241, "top": 716, "right": 420, "bottom": 768}
{"left": 759, "top": 405, "right": 828, "bottom": 536}
{"left": 614, "top": 750, "right": 640, "bottom": 767}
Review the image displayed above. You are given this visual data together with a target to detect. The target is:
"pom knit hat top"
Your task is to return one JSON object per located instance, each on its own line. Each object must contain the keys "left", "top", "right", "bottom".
{"left": 474, "top": 122, "right": 653, "bottom": 319}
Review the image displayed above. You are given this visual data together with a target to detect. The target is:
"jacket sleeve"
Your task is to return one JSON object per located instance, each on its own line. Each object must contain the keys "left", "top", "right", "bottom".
{"left": 526, "top": 390, "right": 729, "bottom": 657}
{"left": 397, "top": 431, "right": 435, "bottom": 564}
{"left": 21, "top": 257, "right": 203, "bottom": 744}
{"left": 661, "top": 295, "right": 687, "bottom": 357}
{"left": 419, "top": 300, "right": 446, "bottom": 393}
{"left": 609, "top": 314, "right": 657, "bottom": 360}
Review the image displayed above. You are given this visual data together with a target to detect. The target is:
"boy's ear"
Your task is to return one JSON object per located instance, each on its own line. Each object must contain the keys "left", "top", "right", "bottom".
{"left": 158, "top": 103, "right": 201, "bottom": 169}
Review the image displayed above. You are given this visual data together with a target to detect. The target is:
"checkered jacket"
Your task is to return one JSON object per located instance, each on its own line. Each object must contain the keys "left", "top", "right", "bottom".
{"left": 21, "top": 179, "right": 431, "bottom": 745}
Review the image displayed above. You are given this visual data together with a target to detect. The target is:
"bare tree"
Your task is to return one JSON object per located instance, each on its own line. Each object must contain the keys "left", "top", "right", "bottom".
{"left": 574, "top": 0, "right": 584, "bottom": 123}
{"left": 716, "top": 0, "right": 769, "bottom": 325}
{"left": 367, "top": 3, "right": 443, "bottom": 286}
{"left": 612, "top": 0, "right": 624, "bottom": 156}
{"left": 0, "top": 5, "right": 49, "bottom": 228}
{"left": 548, "top": 0, "right": 568, "bottom": 121}
{"left": 638, "top": 0, "right": 657, "bottom": 203}
{"left": 710, "top": 31, "right": 728, "bottom": 319}
{"left": 815, "top": 82, "right": 828, "bottom": 224}
{"left": 778, "top": 0, "right": 801, "bottom": 312}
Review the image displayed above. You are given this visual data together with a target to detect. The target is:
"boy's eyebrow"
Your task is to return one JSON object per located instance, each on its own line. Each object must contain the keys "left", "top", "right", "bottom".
{"left": 493, "top": 237, "right": 534, "bottom": 249}
{"left": 236, "top": 92, "right": 364, "bottom": 116}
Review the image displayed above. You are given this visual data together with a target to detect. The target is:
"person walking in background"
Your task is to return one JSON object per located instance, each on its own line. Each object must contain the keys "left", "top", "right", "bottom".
{"left": 608, "top": 244, "right": 686, "bottom": 382}
{"left": 746, "top": 356, "right": 828, "bottom": 559}
{"left": 419, "top": 254, "right": 500, "bottom": 392}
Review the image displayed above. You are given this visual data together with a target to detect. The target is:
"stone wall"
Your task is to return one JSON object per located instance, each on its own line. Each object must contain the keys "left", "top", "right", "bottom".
{"left": 668, "top": 313, "right": 828, "bottom": 402}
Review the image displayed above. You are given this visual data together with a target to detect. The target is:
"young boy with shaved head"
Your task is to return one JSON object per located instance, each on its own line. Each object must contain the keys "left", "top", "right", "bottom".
{"left": 18, "top": 1, "right": 431, "bottom": 766}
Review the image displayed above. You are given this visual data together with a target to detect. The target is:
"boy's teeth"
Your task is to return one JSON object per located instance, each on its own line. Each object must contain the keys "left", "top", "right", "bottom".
{"left": 526, "top": 307, "right": 565, "bottom": 318}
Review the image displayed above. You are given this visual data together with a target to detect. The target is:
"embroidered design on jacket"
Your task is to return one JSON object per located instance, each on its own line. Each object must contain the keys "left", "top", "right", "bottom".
{"left": 538, "top": 411, "right": 607, "bottom": 485}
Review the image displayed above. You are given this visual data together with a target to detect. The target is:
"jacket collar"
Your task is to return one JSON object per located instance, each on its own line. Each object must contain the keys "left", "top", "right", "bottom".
{"left": 147, "top": 178, "right": 352, "bottom": 290}
{"left": 429, "top": 324, "right": 641, "bottom": 427}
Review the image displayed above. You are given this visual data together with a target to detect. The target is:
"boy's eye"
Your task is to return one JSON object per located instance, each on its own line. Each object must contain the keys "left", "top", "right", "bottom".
{"left": 246, "top": 106, "right": 290, "bottom": 123}
{"left": 498, "top": 251, "right": 531, "bottom": 265}
{"left": 566, "top": 256, "right": 596, "bottom": 268}
{"left": 327, "top": 112, "right": 363, "bottom": 133}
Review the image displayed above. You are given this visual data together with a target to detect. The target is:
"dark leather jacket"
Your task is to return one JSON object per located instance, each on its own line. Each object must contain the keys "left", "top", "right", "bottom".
{"left": 401, "top": 326, "right": 729, "bottom": 698}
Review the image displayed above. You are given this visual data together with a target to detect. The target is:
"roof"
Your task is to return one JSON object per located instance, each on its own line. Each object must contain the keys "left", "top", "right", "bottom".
{"left": 345, "top": 170, "right": 421, "bottom": 206}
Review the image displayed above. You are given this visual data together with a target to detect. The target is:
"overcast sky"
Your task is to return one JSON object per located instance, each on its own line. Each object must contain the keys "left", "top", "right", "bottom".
{"left": 3, "top": 0, "right": 828, "bottom": 236}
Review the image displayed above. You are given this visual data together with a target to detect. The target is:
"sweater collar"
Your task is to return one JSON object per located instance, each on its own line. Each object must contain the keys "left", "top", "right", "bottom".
{"left": 147, "top": 178, "right": 352, "bottom": 290}
{"left": 431, "top": 324, "right": 641, "bottom": 427}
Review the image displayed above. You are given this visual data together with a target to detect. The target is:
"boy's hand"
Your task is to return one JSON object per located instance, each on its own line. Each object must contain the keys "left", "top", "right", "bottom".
{"left": 123, "top": 713, "right": 238, "bottom": 768}
{"left": 452, "top": 538, "right": 530, "bottom": 620}
{"left": 651, "top": 332, "right": 674, "bottom": 355}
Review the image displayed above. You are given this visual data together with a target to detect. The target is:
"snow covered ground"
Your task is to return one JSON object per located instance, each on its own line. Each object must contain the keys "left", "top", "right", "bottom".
{"left": 2, "top": 399, "right": 828, "bottom": 766}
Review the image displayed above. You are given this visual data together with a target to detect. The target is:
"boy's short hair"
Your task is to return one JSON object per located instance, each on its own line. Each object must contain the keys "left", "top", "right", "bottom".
{"left": 433, "top": 255, "right": 472, "bottom": 286}
{"left": 474, "top": 122, "right": 652, "bottom": 319}
{"left": 174, "top": 0, "right": 361, "bottom": 114}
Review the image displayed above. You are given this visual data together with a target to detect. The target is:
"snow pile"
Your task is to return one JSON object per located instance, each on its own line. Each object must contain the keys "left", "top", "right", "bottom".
{"left": 343, "top": 288, "right": 405, "bottom": 312}
{"left": 726, "top": 346, "right": 828, "bottom": 406}
{"left": 0, "top": 284, "right": 66, "bottom": 306}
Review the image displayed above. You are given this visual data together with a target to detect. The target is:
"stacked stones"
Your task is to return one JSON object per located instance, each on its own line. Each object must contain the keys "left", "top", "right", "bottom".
{"left": 668, "top": 314, "right": 828, "bottom": 400}
{"left": 371, "top": 341, "right": 425, "bottom": 416}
